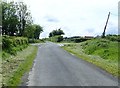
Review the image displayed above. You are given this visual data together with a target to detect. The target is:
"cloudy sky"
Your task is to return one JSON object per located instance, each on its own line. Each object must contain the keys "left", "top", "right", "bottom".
{"left": 10, "top": 0, "right": 119, "bottom": 38}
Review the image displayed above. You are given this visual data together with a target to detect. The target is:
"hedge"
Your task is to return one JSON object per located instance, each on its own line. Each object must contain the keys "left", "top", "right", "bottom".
{"left": 50, "top": 35, "right": 63, "bottom": 42}
{"left": 2, "top": 35, "right": 28, "bottom": 55}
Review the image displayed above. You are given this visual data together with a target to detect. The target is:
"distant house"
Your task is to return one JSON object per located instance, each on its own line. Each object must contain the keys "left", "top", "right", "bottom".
{"left": 84, "top": 36, "right": 94, "bottom": 39}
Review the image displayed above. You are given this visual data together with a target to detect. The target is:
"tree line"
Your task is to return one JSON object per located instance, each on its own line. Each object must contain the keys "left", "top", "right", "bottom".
{"left": 2, "top": 1, "right": 43, "bottom": 39}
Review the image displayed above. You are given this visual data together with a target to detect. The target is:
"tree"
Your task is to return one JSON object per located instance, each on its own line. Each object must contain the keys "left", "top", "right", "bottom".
{"left": 57, "top": 28, "right": 64, "bottom": 35}
{"left": 2, "top": 1, "right": 19, "bottom": 35}
{"left": 49, "top": 28, "right": 65, "bottom": 42}
{"left": 49, "top": 32, "right": 53, "bottom": 37}
{"left": 34, "top": 25, "right": 43, "bottom": 39}
{"left": 2, "top": 1, "right": 43, "bottom": 39}
{"left": 0, "top": 2, "right": 2, "bottom": 26}
{"left": 16, "top": 2, "right": 33, "bottom": 36}
{"left": 57, "top": 35, "right": 63, "bottom": 42}
{"left": 49, "top": 28, "right": 64, "bottom": 37}
{"left": 23, "top": 24, "right": 43, "bottom": 39}
{"left": 2, "top": 1, "right": 33, "bottom": 36}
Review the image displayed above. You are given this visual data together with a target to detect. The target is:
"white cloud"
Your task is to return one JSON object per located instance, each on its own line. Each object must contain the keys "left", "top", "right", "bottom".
{"left": 9, "top": 0, "right": 119, "bottom": 38}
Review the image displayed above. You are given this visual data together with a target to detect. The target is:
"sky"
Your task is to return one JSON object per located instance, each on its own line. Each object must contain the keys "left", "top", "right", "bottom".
{"left": 9, "top": 0, "right": 119, "bottom": 38}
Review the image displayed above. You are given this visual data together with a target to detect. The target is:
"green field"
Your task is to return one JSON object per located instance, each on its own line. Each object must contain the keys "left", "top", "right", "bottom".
{"left": 62, "top": 38, "right": 119, "bottom": 77}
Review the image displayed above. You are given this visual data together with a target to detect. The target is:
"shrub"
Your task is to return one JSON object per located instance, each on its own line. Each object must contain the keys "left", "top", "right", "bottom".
{"left": 74, "top": 38, "right": 88, "bottom": 43}
{"left": 2, "top": 35, "right": 28, "bottom": 56}
{"left": 57, "top": 36, "right": 63, "bottom": 42}
{"left": 106, "top": 34, "right": 120, "bottom": 41}
{"left": 28, "top": 39, "right": 44, "bottom": 43}
{"left": 50, "top": 35, "right": 63, "bottom": 42}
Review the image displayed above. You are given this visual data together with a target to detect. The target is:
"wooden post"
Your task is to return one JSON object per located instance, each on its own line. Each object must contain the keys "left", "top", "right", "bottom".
{"left": 102, "top": 12, "right": 110, "bottom": 38}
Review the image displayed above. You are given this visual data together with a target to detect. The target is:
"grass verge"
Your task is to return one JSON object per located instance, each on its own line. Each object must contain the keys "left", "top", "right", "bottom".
{"left": 2, "top": 45, "right": 38, "bottom": 86}
{"left": 62, "top": 42, "right": 119, "bottom": 78}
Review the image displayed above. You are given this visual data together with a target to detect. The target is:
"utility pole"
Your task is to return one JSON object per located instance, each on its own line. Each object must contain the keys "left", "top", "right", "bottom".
{"left": 102, "top": 12, "right": 110, "bottom": 38}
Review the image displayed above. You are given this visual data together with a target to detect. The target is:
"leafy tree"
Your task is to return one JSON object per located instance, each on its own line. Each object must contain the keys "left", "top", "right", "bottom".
{"left": 34, "top": 25, "right": 43, "bottom": 39}
{"left": 57, "top": 35, "right": 63, "bottom": 42}
{"left": 0, "top": 2, "right": 2, "bottom": 26}
{"left": 49, "top": 28, "right": 64, "bottom": 37}
{"left": 2, "top": 1, "right": 43, "bottom": 39}
{"left": 23, "top": 24, "right": 43, "bottom": 39}
{"left": 2, "top": 1, "right": 33, "bottom": 36}
{"left": 16, "top": 2, "right": 33, "bottom": 36}
{"left": 49, "top": 33, "right": 53, "bottom": 37}
{"left": 23, "top": 24, "right": 35, "bottom": 38}
{"left": 49, "top": 28, "right": 64, "bottom": 42}
{"left": 2, "top": 1, "right": 19, "bottom": 35}
{"left": 57, "top": 28, "right": 64, "bottom": 35}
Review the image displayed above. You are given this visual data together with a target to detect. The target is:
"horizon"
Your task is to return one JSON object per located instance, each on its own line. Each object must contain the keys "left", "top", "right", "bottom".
{"left": 8, "top": 0, "right": 119, "bottom": 38}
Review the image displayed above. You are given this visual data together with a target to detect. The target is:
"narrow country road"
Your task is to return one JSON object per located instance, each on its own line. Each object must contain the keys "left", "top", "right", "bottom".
{"left": 27, "top": 42, "right": 118, "bottom": 86}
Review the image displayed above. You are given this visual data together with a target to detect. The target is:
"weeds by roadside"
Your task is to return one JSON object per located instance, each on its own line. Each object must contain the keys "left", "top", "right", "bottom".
{"left": 2, "top": 45, "right": 38, "bottom": 86}
{"left": 62, "top": 38, "right": 119, "bottom": 77}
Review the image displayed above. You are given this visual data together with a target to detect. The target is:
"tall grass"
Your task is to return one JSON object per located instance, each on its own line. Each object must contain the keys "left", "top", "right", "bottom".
{"left": 62, "top": 38, "right": 119, "bottom": 77}
{"left": 2, "top": 45, "right": 38, "bottom": 86}
{"left": 81, "top": 39, "right": 118, "bottom": 61}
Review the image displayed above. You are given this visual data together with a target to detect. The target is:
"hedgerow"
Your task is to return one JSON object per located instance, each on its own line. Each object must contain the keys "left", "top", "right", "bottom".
{"left": 2, "top": 35, "right": 28, "bottom": 56}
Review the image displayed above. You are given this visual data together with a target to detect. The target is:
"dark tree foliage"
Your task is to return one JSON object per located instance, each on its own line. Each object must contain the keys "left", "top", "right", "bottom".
{"left": 34, "top": 25, "right": 43, "bottom": 39}
{"left": 2, "top": 2, "right": 18, "bottom": 36}
{"left": 57, "top": 35, "right": 63, "bottom": 42}
{"left": 2, "top": 1, "right": 43, "bottom": 39}
{"left": 23, "top": 24, "right": 43, "bottom": 39}
{"left": 49, "top": 33, "right": 53, "bottom": 37}
{"left": 16, "top": 2, "right": 33, "bottom": 36}
{"left": 2, "top": 1, "right": 32, "bottom": 36}
{"left": 0, "top": 2, "right": 2, "bottom": 26}
{"left": 49, "top": 28, "right": 64, "bottom": 37}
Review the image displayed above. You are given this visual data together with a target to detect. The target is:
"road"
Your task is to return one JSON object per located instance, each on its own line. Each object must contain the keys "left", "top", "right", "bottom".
{"left": 27, "top": 42, "right": 118, "bottom": 86}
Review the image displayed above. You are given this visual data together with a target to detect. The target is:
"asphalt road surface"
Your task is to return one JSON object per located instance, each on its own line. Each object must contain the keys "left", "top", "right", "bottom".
{"left": 27, "top": 42, "right": 118, "bottom": 86}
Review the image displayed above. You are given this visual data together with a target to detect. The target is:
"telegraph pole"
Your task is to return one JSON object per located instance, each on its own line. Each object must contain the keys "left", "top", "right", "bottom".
{"left": 102, "top": 12, "right": 110, "bottom": 38}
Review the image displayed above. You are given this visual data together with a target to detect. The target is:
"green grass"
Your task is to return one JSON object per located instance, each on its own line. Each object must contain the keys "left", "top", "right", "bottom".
{"left": 81, "top": 38, "right": 118, "bottom": 61}
{"left": 2, "top": 45, "right": 38, "bottom": 86}
{"left": 62, "top": 38, "right": 119, "bottom": 77}
{"left": 0, "top": 53, "right": 1, "bottom": 87}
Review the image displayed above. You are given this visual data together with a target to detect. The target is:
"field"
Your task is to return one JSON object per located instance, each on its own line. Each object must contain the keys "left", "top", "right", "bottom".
{"left": 62, "top": 38, "right": 119, "bottom": 77}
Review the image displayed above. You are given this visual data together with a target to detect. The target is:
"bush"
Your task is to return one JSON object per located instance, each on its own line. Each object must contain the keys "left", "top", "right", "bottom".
{"left": 74, "top": 38, "right": 87, "bottom": 43}
{"left": 50, "top": 35, "right": 63, "bottom": 42}
{"left": 57, "top": 36, "right": 63, "bottom": 42}
{"left": 2, "top": 35, "right": 28, "bottom": 56}
{"left": 106, "top": 34, "right": 120, "bottom": 41}
{"left": 28, "top": 39, "right": 44, "bottom": 43}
